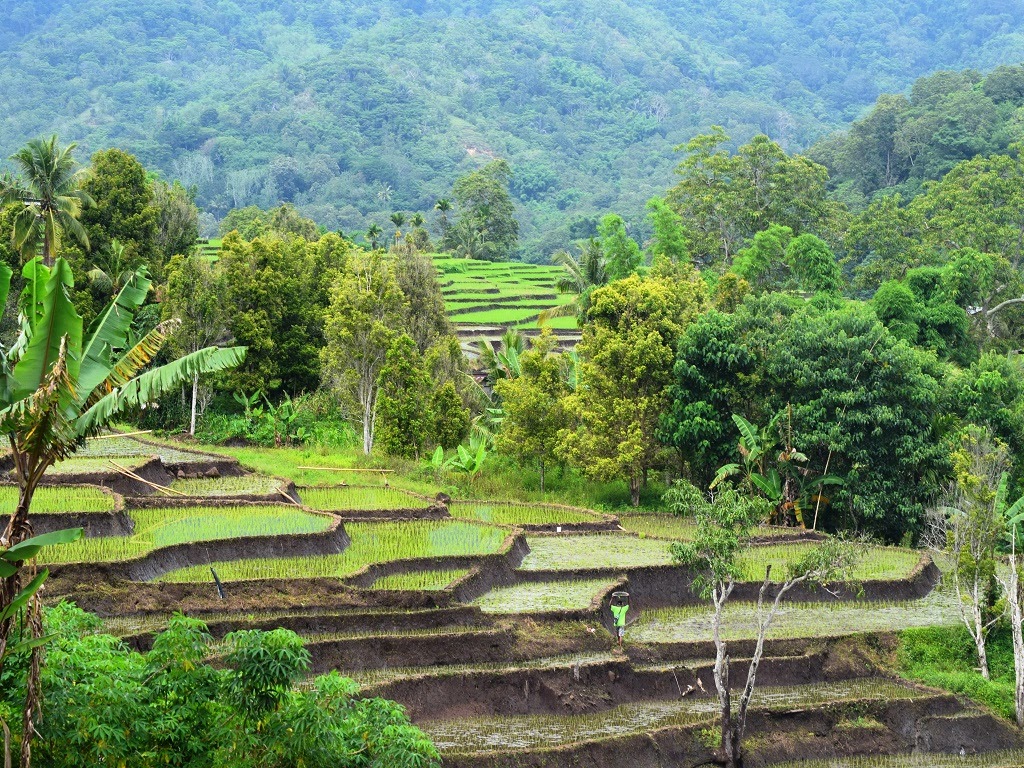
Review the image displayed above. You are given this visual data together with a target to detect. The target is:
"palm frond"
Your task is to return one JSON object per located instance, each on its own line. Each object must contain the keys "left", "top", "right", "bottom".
{"left": 76, "top": 346, "right": 246, "bottom": 435}
{"left": 11, "top": 259, "right": 82, "bottom": 400}
{"left": 537, "top": 300, "right": 579, "bottom": 326}
{"left": 76, "top": 270, "right": 153, "bottom": 404}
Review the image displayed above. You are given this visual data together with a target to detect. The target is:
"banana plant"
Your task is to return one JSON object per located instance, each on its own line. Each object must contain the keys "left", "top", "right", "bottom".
{"left": 0, "top": 256, "right": 245, "bottom": 629}
{"left": 711, "top": 412, "right": 781, "bottom": 489}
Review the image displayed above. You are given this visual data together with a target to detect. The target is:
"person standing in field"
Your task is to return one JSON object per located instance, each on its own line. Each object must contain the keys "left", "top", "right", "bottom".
{"left": 610, "top": 592, "right": 629, "bottom": 649}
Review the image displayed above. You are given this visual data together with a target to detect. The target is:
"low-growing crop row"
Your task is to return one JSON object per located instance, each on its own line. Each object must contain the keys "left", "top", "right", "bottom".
{"left": 472, "top": 579, "right": 617, "bottom": 613}
{"left": 448, "top": 501, "right": 599, "bottom": 526}
{"left": 48, "top": 455, "right": 150, "bottom": 475}
{"left": 170, "top": 475, "right": 285, "bottom": 496}
{"left": 39, "top": 505, "right": 331, "bottom": 564}
{"left": 629, "top": 586, "right": 960, "bottom": 643}
{"left": 519, "top": 535, "right": 922, "bottom": 580}
{"left": 371, "top": 569, "right": 470, "bottom": 591}
{"left": 0, "top": 485, "right": 114, "bottom": 513}
{"left": 157, "top": 520, "right": 508, "bottom": 582}
{"left": 299, "top": 485, "right": 426, "bottom": 511}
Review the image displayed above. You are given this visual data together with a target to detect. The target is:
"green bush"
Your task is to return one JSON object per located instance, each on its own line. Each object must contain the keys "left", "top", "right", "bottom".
{"left": 0, "top": 602, "right": 440, "bottom": 767}
{"left": 899, "top": 624, "right": 1016, "bottom": 719}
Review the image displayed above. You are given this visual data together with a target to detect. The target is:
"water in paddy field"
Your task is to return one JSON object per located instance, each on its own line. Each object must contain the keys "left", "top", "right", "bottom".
{"left": 422, "top": 679, "right": 926, "bottom": 753}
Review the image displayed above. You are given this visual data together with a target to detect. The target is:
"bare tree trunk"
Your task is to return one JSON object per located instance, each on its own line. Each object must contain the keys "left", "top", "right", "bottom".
{"left": 189, "top": 372, "right": 199, "bottom": 436}
{"left": 19, "top": 595, "right": 42, "bottom": 768}
{"left": 629, "top": 475, "right": 641, "bottom": 507}
{"left": 539, "top": 460, "right": 545, "bottom": 494}
{"left": 1001, "top": 541, "right": 1024, "bottom": 727}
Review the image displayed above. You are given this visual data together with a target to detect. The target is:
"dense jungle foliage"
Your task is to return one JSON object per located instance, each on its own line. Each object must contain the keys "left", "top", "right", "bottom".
{"left": 4, "top": 0, "right": 1024, "bottom": 258}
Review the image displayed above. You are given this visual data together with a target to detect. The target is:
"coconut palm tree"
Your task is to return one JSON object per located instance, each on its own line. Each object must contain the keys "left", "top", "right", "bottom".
{"left": 434, "top": 198, "right": 452, "bottom": 240}
{"left": 365, "top": 223, "right": 383, "bottom": 250}
{"left": 87, "top": 239, "right": 138, "bottom": 298}
{"left": 390, "top": 212, "right": 405, "bottom": 243}
{"left": 410, "top": 212, "right": 425, "bottom": 229}
{"left": 0, "top": 136, "right": 93, "bottom": 267}
{"left": 538, "top": 238, "right": 607, "bottom": 325}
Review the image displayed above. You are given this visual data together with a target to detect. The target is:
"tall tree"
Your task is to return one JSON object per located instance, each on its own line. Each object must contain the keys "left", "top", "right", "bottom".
{"left": 669, "top": 482, "right": 860, "bottom": 768}
{"left": 559, "top": 273, "right": 706, "bottom": 505}
{"left": 667, "top": 128, "right": 838, "bottom": 266}
{"left": 78, "top": 149, "right": 159, "bottom": 271}
{"left": 0, "top": 136, "right": 92, "bottom": 267}
{"left": 322, "top": 251, "right": 407, "bottom": 455}
{"left": 152, "top": 179, "right": 199, "bottom": 263}
{"left": 598, "top": 214, "right": 642, "bottom": 282}
{"left": 393, "top": 250, "right": 453, "bottom": 353}
{"left": 447, "top": 160, "right": 519, "bottom": 261}
{"left": 164, "top": 254, "right": 231, "bottom": 435}
{"left": 375, "top": 334, "right": 433, "bottom": 459}
{"left": 494, "top": 332, "right": 571, "bottom": 492}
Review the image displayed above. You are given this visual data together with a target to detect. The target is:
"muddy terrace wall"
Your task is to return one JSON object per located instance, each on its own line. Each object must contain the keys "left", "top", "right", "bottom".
{"left": 46, "top": 509, "right": 349, "bottom": 583}
{"left": 124, "top": 488, "right": 300, "bottom": 509}
{"left": 439, "top": 695, "right": 1015, "bottom": 768}
{"left": 122, "top": 605, "right": 491, "bottom": 651}
{"left": 47, "top": 528, "right": 533, "bottom": 616}
{"left": 366, "top": 646, "right": 876, "bottom": 721}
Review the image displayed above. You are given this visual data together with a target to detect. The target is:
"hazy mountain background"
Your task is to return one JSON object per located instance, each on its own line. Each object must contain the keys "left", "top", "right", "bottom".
{"left": 3, "top": 0, "right": 1024, "bottom": 258}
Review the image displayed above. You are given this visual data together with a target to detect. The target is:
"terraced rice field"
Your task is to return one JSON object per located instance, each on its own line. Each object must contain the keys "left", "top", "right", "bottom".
{"left": 158, "top": 520, "right": 508, "bottom": 582}
{"left": 39, "top": 505, "right": 331, "bottom": 563}
{"left": 773, "top": 753, "right": 1024, "bottom": 768}
{"left": 372, "top": 569, "right": 470, "bottom": 591}
{"left": 629, "top": 586, "right": 960, "bottom": 642}
{"left": 518, "top": 534, "right": 922, "bottom": 581}
{"left": 519, "top": 534, "right": 676, "bottom": 570}
{"left": 0, "top": 485, "right": 114, "bottom": 513}
{"left": 48, "top": 455, "right": 151, "bottom": 474}
{"left": 170, "top": 475, "right": 286, "bottom": 496}
{"left": 298, "top": 485, "right": 426, "bottom": 511}
{"left": 473, "top": 579, "right": 618, "bottom": 613}
{"left": 422, "top": 679, "right": 929, "bottom": 752}
{"left": 437, "top": 257, "right": 577, "bottom": 331}
{"left": 74, "top": 436, "right": 214, "bottom": 464}
{"left": 449, "top": 501, "right": 600, "bottom": 525}
{"left": 618, "top": 514, "right": 801, "bottom": 541}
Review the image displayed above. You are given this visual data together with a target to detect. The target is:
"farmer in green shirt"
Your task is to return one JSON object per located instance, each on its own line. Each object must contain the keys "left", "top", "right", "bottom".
{"left": 610, "top": 592, "right": 629, "bottom": 649}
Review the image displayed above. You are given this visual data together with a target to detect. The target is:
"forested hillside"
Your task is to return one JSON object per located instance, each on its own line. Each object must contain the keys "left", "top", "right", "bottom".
{"left": 4, "top": 0, "right": 1024, "bottom": 258}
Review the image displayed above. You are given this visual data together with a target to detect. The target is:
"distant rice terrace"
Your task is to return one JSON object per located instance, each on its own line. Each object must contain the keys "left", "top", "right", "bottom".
{"left": 435, "top": 256, "right": 581, "bottom": 353}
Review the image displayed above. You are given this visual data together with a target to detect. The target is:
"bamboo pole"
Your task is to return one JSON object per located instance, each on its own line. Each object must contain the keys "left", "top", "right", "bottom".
{"left": 108, "top": 461, "right": 188, "bottom": 497}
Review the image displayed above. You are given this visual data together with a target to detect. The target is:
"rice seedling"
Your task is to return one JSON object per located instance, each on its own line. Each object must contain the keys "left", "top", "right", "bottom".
{"left": 74, "top": 437, "right": 211, "bottom": 465}
{"left": 299, "top": 486, "right": 426, "bottom": 511}
{"left": 422, "top": 679, "right": 927, "bottom": 752}
{"left": 629, "top": 585, "right": 960, "bottom": 643}
{"left": 519, "top": 534, "right": 675, "bottom": 571}
{"left": 618, "top": 514, "right": 697, "bottom": 540}
{"left": 0, "top": 485, "right": 114, "bottom": 514}
{"left": 449, "top": 502, "right": 599, "bottom": 526}
{"left": 619, "top": 514, "right": 820, "bottom": 541}
{"left": 472, "top": 579, "right": 617, "bottom": 613}
{"left": 371, "top": 569, "right": 470, "bottom": 591}
{"left": 351, "top": 652, "right": 618, "bottom": 688}
{"left": 772, "top": 751, "right": 1024, "bottom": 768}
{"left": 519, "top": 535, "right": 922, "bottom": 581}
{"left": 735, "top": 543, "right": 921, "bottom": 582}
{"left": 157, "top": 520, "right": 508, "bottom": 582}
{"left": 170, "top": 475, "right": 285, "bottom": 496}
{"left": 47, "top": 455, "right": 150, "bottom": 475}
{"left": 38, "top": 505, "right": 332, "bottom": 564}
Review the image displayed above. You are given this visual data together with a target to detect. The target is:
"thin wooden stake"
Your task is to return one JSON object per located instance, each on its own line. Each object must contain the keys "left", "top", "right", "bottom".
{"left": 108, "top": 461, "right": 188, "bottom": 497}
